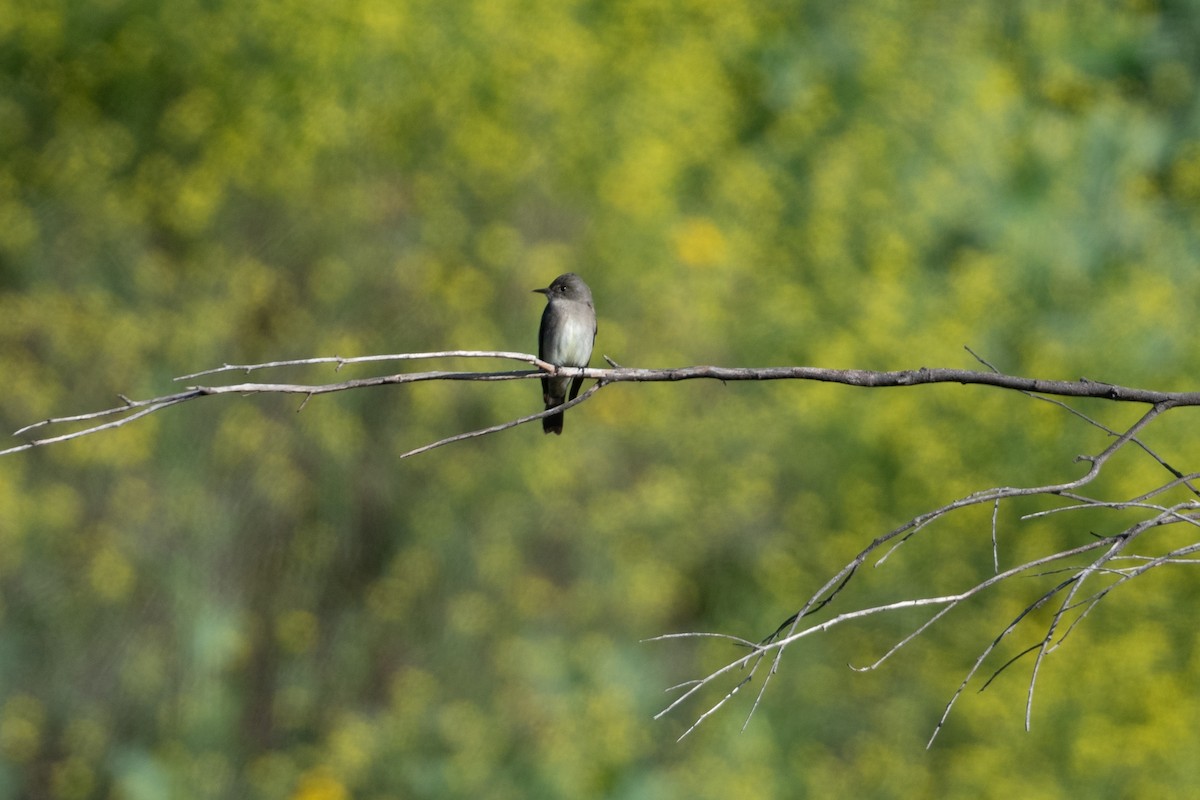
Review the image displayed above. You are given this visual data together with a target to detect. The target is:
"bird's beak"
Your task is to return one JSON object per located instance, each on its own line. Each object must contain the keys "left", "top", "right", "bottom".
{"left": 532, "top": 287, "right": 549, "bottom": 295}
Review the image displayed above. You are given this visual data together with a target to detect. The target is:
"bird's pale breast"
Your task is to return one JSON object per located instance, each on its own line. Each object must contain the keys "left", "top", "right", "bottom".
{"left": 543, "top": 301, "right": 594, "bottom": 367}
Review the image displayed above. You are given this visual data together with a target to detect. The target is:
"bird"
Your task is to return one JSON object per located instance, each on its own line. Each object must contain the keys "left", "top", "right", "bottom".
{"left": 533, "top": 273, "right": 596, "bottom": 435}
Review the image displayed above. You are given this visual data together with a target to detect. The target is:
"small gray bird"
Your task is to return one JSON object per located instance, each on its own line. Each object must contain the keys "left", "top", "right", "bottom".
{"left": 533, "top": 273, "right": 596, "bottom": 435}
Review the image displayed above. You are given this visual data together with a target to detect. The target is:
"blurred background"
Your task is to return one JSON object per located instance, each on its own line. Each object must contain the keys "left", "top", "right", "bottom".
{"left": 3, "top": 0, "right": 1200, "bottom": 797}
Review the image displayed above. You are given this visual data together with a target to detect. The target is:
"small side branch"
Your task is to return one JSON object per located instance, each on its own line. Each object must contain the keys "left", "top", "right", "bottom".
{"left": 174, "top": 350, "right": 547, "bottom": 380}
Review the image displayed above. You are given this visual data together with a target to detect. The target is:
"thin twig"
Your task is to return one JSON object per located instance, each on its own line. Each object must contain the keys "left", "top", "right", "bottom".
{"left": 397, "top": 383, "right": 604, "bottom": 458}
{"left": 174, "top": 350, "right": 547, "bottom": 380}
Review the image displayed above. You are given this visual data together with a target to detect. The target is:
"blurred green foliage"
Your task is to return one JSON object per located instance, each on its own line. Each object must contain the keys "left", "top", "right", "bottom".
{"left": 3, "top": 0, "right": 1200, "bottom": 797}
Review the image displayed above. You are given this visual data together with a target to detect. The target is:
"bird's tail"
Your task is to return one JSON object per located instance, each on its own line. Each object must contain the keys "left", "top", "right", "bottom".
{"left": 542, "top": 408, "right": 564, "bottom": 435}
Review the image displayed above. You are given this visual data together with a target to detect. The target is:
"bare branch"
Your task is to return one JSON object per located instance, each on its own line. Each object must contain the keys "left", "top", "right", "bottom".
{"left": 655, "top": 404, "right": 1193, "bottom": 742}
{"left": 9, "top": 350, "right": 1200, "bottom": 457}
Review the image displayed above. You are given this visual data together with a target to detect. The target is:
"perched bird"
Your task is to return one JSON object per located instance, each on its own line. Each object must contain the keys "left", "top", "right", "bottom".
{"left": 533, "top": 273, "right": 596, "bottom": 435}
